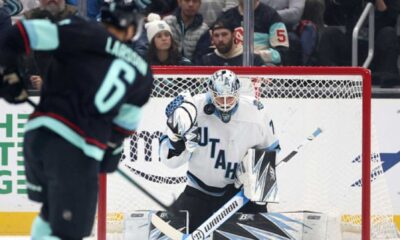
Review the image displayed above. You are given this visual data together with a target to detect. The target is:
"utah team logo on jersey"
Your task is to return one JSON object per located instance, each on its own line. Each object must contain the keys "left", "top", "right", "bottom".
{"left": 199, "top": 127, "right": 238, "bottom": 179}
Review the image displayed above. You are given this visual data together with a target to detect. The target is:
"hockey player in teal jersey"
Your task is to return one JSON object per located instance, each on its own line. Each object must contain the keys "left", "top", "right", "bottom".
{"left": 0, "top": 0, "right": 153, "bottom": 239}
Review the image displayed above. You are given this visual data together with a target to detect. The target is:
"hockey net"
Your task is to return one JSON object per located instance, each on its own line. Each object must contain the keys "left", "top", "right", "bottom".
{"left": 93, "top": 66, "right": 398, "bottom": 240}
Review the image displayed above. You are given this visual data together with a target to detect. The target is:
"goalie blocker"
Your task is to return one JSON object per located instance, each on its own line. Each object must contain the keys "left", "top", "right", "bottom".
{"left": 235, "top": 148, "right": 279, "bottom": 203}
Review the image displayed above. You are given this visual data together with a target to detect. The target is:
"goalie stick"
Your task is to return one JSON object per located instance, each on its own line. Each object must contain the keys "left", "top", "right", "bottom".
{"left": 152, "top": 189, "right": 249, "bottom": 240}
{"left": 150, "top": 127, "right": 323, "bottom": 240}
{"left": 117, "top": 167, "right": 170, "bottom": 210}
{"left": 276, "top": 127, "right": 323, "bottom": 166}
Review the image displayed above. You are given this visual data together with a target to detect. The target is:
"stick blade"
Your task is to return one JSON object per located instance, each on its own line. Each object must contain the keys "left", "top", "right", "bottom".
{"left": 151, "top": 214, "right": 184, "bottom": 240}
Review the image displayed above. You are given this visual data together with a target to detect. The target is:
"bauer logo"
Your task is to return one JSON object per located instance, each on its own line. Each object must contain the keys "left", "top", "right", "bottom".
{"left": 238, "top": 214, "right": 255, "bottom": 221}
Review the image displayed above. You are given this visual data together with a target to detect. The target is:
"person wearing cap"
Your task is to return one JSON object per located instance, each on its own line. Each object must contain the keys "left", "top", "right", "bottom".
{"left": 199, "top": 16, "right": 265, "bottom": 66}
{"left": 146, "top": 13, "right": 191, "bottom": 65}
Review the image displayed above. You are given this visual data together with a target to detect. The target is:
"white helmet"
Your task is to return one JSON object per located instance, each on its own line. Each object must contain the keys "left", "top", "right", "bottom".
{"left": 208, "top": 69, "right": 240, "bottom": 113}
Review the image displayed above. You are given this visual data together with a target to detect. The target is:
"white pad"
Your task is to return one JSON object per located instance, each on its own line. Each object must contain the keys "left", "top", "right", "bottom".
{"left": 235, "top": 149, "right": 279, "bottom": 203}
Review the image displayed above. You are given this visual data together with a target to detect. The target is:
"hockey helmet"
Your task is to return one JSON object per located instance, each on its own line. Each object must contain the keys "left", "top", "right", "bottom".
{"left": 208, "top": 69, "right": 240, "bottom": 113}
{"left": 100, "top": 0, "right": 142, "bottom": 30}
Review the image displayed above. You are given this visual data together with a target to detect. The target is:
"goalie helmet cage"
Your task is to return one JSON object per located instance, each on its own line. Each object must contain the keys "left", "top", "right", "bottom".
{"left": 95, "top": 66, "right": 398, "bottom": 240}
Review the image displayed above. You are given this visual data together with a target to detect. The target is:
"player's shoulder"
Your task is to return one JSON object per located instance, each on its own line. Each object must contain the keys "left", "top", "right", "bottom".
{"left": 236, "top": 96, "right": 269, "bottom": 122}
{"left": 238, "top": 95, "right": 263, "bottom": 111}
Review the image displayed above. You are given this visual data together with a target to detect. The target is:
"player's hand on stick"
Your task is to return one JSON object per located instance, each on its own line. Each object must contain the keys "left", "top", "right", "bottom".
{"left": 0, "top": 70, "right": 29, "bottom": 104}
{"left": 165, "top": 91, "right": 199, "bottom": 153}
{"left": 100, "top": 142, "right": 123, "bottom": 173}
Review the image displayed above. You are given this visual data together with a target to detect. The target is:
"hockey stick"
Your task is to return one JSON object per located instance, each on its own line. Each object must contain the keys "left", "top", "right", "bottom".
{"left": 152, "top": 189, "right": 249, "bottom": 240}
{"left": 117, "top": 167, "right": 170, "bottom": 210}
{"left": 151, "top": 127, "right": 323, "bottom": 240}
{"left": 276, "top": 127, "right": 323, "bottom": 166}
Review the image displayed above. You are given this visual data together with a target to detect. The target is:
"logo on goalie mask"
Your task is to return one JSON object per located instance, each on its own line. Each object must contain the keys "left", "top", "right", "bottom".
{"left": 208, "top": 69, "right": 240, "bottom": 123}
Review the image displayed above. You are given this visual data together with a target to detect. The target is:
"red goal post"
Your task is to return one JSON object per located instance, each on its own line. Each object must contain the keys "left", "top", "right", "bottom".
{"left": 95, "top": 66, "right": 396, "bottom": 240}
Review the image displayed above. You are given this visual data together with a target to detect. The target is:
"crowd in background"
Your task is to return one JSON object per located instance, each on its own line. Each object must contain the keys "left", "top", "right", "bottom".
{"left": 1, "top": 0, "right": 400, "bottom": 88}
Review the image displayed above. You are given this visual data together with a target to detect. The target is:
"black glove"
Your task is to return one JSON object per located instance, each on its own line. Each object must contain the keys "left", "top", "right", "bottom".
{"left": 166, "top": 137, "right": 186, "bottom": 158}
{"left": 100, "top": 142, "right": 123, "bottom": 173}
{"left": 0, "top": 70, "right": 29, "bottom": 104}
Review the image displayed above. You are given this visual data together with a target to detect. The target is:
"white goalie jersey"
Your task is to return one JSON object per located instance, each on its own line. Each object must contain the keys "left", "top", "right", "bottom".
{"left": 159, "top": 93, "right": 279, "bottom": 196}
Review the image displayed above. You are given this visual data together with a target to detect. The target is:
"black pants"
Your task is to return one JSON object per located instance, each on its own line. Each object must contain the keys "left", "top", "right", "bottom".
{"left": 171, "top": 185, "right": 267, "bottom": 232}
{"left": 24, "top": 128, "right": 100, "bottom": 239}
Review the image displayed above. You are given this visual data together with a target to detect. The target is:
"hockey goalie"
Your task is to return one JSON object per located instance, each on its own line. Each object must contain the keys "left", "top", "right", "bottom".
{"left": 158, "top": 69, "right": 280, "bottom": 234}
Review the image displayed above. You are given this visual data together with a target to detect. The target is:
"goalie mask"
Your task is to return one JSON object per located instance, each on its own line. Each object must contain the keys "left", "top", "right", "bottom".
{"left": 208, "top": 69, "right": 240, "bottom": 123}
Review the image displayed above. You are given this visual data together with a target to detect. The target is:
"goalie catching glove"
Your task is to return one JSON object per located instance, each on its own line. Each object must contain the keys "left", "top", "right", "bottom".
{"left": 165, "top": 91, "right": 199, "bottom": 156}
{"left": 0, "top": 69, "right": 29, "bottom": 104}
{"left": 235, "top": 148, "right": 279, "bottom": 203}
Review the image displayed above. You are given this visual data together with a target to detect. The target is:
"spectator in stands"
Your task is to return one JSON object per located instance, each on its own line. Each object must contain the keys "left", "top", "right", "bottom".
{"left": 24, "top": 0, "right": 77, "bottom": 20}
{"left": 163, "top": 0, "right": 209, "bottom": 61}
{"left": 324, "top": 0, "right": 363, "bottom": 31}
{"left": 199, "top": 16, "right": 265, "bottom": 66}
{"left": 66, "top": 0, "right": 98, "bottom": 19}
{"left": 146, "top": 13, "right": 191, "bottom": 65}
{"left": 262, "top": 0, "right": 305, "bottom": 65}
{"left": 145, "top": 0, "right": 177, "bottom": 16}
{"left": 262, "top": 0, "right": 305, "bottom": 30}
{"left": 297, "top": 0, "right": 347, "bottom": 66}
{"left": 323, "top": 0, "right": 400, "bottom": 87}
{"left": 220, "top": 0, "right": 290, "bottom": 65}
{"left": 21, "top": 0, "right": 77, "bottom": 90}
{"left": 198, "top": 0, "right": 238, "bottom": 26}
{"left": 65, "top": 0, "right": 152, "bottom": 19}
{"left": 363, "top": 0, "right": 400, "bottom": 87}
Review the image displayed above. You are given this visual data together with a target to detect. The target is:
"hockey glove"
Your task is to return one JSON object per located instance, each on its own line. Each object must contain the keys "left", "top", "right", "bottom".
{"left": 165, "top": 91, "right": 199, "bottom": 155}
{"left": 0, "top": 70, "right": 29, "bottom": 104}
{"left": 100, "top": 141, "right": 124, "bottom": 173}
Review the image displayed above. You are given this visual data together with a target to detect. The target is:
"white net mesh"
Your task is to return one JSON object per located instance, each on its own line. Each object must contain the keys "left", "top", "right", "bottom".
{"left": 93, "top": 67, "right": 398, "bottom": 240}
